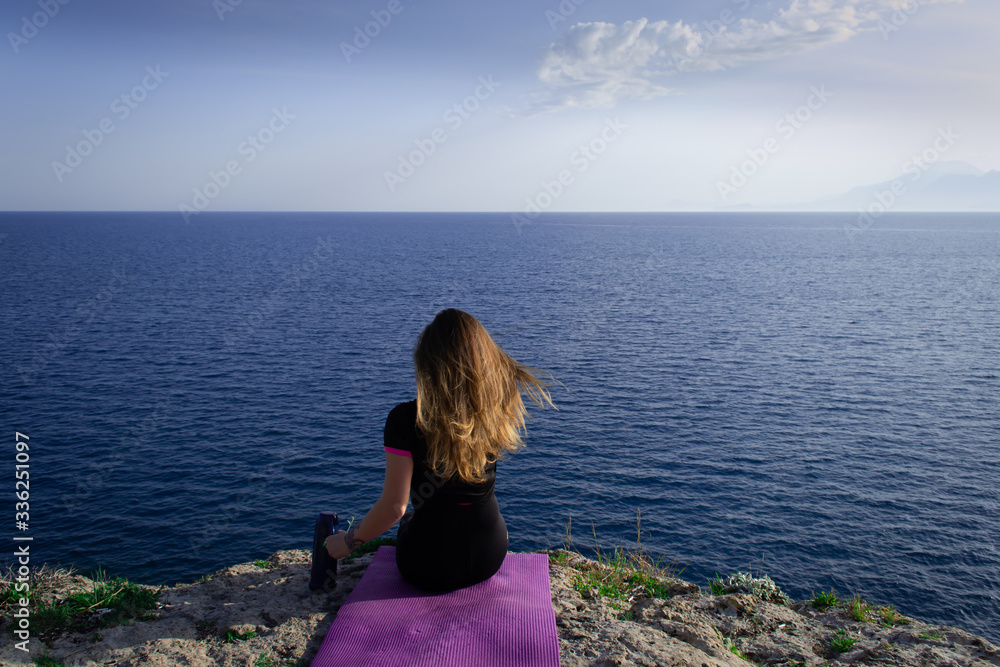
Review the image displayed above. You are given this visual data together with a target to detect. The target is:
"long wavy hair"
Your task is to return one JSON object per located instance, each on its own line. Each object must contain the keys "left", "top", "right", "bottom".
{"left": 413, "top": 309, "right": 556, "bottom": 484}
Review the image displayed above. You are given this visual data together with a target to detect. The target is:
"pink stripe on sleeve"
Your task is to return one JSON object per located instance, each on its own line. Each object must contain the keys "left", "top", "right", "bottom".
{"left": 384, "top": 446, "right": 412, "bottom": 458}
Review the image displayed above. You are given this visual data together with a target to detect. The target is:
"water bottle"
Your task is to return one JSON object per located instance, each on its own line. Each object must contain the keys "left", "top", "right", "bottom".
{"left": 308, "top": 511, "right": 340, "bottom": 593}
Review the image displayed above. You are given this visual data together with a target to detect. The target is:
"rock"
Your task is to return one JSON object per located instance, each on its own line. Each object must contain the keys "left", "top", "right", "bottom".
{"left": 2, "top": 548, "right": 998, "bottom": 666}
{"left": 543, "top": 550, "right": 1000, "bottom": 667}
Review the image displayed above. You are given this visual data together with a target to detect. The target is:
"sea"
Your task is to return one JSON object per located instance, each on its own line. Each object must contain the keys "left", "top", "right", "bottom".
{"left": 1, "top": 211, "right": 998, "bottom": 642}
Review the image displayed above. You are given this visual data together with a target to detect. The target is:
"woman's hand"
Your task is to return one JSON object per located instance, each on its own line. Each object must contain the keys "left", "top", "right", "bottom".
{"left": 324, "top": 530, "right": 353, "bottom": 560}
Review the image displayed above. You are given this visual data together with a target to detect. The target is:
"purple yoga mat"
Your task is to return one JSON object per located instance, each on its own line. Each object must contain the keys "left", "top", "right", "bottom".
{"left": 310, "top": 546, "right": 560, "bottom": 667}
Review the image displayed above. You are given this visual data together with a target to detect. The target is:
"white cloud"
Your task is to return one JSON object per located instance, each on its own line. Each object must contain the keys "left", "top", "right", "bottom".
{"left": 533, "top": 0, "right": 963, "bottom": 111}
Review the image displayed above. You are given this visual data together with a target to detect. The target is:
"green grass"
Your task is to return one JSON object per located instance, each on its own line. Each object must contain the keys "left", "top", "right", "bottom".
{"left": 31, "top": 656, "right": 64, "bottom": 666}
{"left": 2, "top": 565, "right": 162, "bottom": 641}
{"left": 568, "top": 546, "right": 677, "bottom": 602}
{"left": 252, "top": 559, "right": 277, "bottom": 570}
{"left": 583, "top": 511, "right": 684, "bottom": 575}
{"left": 721, "top": 632, "right": 759, "bottom": 664}
{"left": 254, "top": 654, "right": 276, "bottom": 667}
{"left": 549, "top": 551, "right": 570, "bottom": 566}
{"left": 1, "top": 584, "right": 24, "bottom": 606}
{"left": 876, "top": 605, "right": 909, "bottom": 627}
{"left": 709, "top": 574, "right": 726, "bottom": 596}
{"left": 726, "top": 640, "right": 749, "bottom": 660}
{"left": 341, "top": 537, "right": 398, "bottom": 564}
{"left": 810, "top": 590, "right": 839, "bottom": 610}
{"left": 830, "top": 629, "right": 858, "bottom": 653}
{"left": 558, "top": 510, "right": 686, "bottom": 606}
{"left": 223, "top": 628, "right": 258, "bottom": 642}
{"left": 918, "top": 630, "right": 945, "bottom": 640}
{"left": 847, "top": 594, "right": 871, "bottom": 621}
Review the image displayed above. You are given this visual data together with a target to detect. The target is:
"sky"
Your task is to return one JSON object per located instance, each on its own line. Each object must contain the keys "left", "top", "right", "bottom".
{"left": 1, "top": 0, "right": 997, "bottom": 212}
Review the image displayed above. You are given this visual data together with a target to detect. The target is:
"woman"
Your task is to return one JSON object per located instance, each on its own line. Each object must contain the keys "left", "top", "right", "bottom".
{"left": 324, "top": 308, "right": 555, "bottom": 591}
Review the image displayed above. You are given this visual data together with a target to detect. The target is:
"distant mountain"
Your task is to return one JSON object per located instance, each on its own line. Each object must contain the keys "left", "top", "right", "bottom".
{"left": 810, "top": 161, "right": 1000, "bottom": 212}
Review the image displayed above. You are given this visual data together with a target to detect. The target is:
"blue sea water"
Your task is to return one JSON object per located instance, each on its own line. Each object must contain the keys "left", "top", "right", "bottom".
{"left": 1, "top": 211, "right": 998, "bottom": 642}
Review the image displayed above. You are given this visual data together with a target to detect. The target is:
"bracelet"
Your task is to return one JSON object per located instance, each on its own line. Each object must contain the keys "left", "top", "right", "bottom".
{"left": 343, "top": 526, "right": 364, "bottom": 551}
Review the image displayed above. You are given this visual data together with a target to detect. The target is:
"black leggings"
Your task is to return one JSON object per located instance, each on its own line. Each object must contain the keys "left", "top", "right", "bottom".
{"left": 395, "top": 496, "right": 508, "bottom": 592}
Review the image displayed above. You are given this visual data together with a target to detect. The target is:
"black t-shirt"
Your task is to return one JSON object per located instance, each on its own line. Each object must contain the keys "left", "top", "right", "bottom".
{"left": 383, "top": 400, "right": 496, "bottom": 510}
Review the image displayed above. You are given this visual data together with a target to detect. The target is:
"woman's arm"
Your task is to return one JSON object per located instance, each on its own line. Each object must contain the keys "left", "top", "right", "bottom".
{"left": 325, "top": 451, "right": 412, "bottom": 559}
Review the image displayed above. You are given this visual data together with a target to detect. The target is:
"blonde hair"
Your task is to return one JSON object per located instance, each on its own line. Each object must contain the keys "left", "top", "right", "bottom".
{"left": 413, "top": 309, "right": 556, "bottom": 484}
